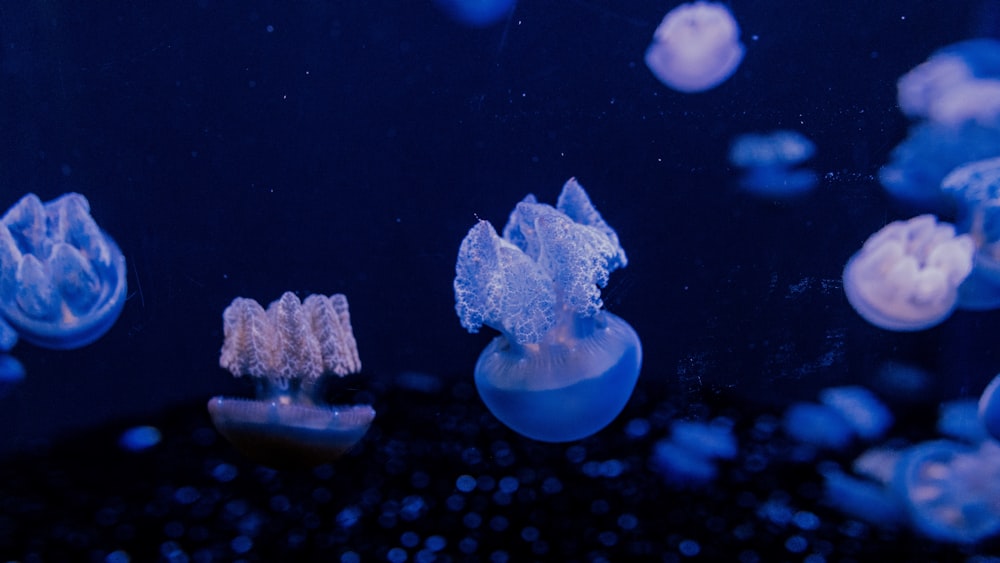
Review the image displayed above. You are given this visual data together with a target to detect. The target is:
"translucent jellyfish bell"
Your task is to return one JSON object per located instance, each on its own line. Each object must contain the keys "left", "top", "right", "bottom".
{"left": 843, "top": 215, "right": 974, "bottom": 331}
{"left": 454, "top": 178, "right": 642, "bottom": 442}
{"left": 941, "top": 156, "right": 1000, "bottom": 310}
{"left": 644, "top": 1, "right": 745, "bottom": 93}
{"left": 208, "top": 292, "right": 375, "bottom": 468}
{"left": 0, "top": 193, "right": 127, "bottom": 349}
{"left": 728, "top": 130, "right": 818, "bottom": 197}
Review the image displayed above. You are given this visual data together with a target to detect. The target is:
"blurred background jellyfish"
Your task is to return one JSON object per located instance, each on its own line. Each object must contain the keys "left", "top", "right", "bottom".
{"left": 207, "top": 292, "right": 375, "bottom": 468}
{"left": 981, "top": 373, "right": 1000, "bottom": 442}
{"left": 0, "top": 193, "right": 127, "bottom": 350}
{"left": 940, "top": 156, "right": 1000, "bottom": 310}
{"left": 644, "top": 1, "right": 744, "bottom": 93}
{"left": 454, "top": 178, "right": 642, "bottom": 442}
{"left": 433, "top": 0, "right": 515, "bottom": 27}
{"left": 651, "top": 418, "right": 737, "bottom": 488}
{"left": 881, "top": 39, "right": 1000, "bottom": 210}
{"left": 728, "top": 130, "right": 818, "bottom": 197}
{"left": 843, "top": 215, "right": 974, "bottom": 331}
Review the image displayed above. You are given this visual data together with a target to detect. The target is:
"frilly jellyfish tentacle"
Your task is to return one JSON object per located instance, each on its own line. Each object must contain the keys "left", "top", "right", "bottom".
{"left": 210, "top": 291, "right": 373, "bottom": 468}
{"left": 0, "top": 193, "right": 127, "bottom": 349}
{"left": 455, "top": 178, "right": 642, "bottom": 442}
{"left": 843, "top": 215, "right": 973, "bottom": 331}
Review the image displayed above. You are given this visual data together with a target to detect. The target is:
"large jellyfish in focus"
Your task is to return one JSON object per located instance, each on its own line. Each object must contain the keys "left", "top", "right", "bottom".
{"left": 881, "top": 39, "right": 1000, "bottom": 210}
{"left": 454, "top": 178, "right": 642, "bottom": 442}
{"left": 842, "top": 215, "right": 974, "bottom": 331}
{"left": 433, "top": 0, "right": 515, "bottom": 27}
{"left": 208, "top": 292, "right": 375, "bottom": 468}
{"left": 644, "top": 1, "right": 744, "bottom": 93}
{"left": 729, "top": 130, "right": 818, "bottom": 197}
{"left": 0, "top": 193, "right": 127, "bottom": 349}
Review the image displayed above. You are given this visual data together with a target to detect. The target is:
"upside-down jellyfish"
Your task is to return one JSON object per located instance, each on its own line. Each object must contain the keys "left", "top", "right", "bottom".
{"left": 0, "top": 193, "right": 127, "bottom": 349}
{"left": 433, "top": 0, "right": 515, "bottom": 27}
{"left": 881, "top": 39, "right": 1000, "bottom": 210}
{"left": 940, "top": 156, "right": 1000, "bottom": 310}
{"left": 728, "top": 130, "right": 818, "bottom": 197}
{"left": 842, "top": 215, "right": 974, "bottom": 331}
{"left": 208, "top": 291, "right": 374, "bottom": 468}
{"left": 644, "top": 1, "right": 744, "bottom": 93}
{"left": 454, "top": 178, "right": 642, "bottom": 442}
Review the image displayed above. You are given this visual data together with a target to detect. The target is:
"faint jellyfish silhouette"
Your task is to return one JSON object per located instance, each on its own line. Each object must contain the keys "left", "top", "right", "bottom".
{"left": 881, "top": 39, "right": 1000, "bottom": 210}
{"left": 651, "top": 418, "right": 737, "bottom": 488}
{"left": 729, "top": 130, "right": 818, "bottom": 197}
{"left": 0, "top": 193, "right": 127, "bottom": 349}
{"left": 208, "top": 292, "right": 374, "bottom": 468}
{"left": 0, "top": 354, "right": 25, "bottom": 398}
{"left": 644, "top": 1, "right": 745, "bottom": 93}
{"left": 980, "top": 372, "right": 1000, "bottom": 442}
{"left": 454, "top": 178, "right": 642, "bottom": 442}
{"left": 940, "top": 156, "right": 1000, "bottom": 310}
{"left": 433, "top": 0, "right": 515, "bottom": 27}
{"left": 843, "top": 215, "right": 974, "bottom": 331}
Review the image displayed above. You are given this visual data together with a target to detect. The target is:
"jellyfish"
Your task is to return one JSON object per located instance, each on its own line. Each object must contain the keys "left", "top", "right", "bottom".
{"left": 651, "top": 418, "right": 737, "bottom": 488}
{"left": 728, "top": 130, "right": 818, "bottom": 197}
{"left": 0, "top": 193, "right": 127, "bottom": 349}
{"left": 207, "top": 292, "right": 375, "bottom": 468}
{"left": 644, "top": 1, "right": 745, "bottom": 93}
{"left": 818, "top": 386, "right": 893, "bottom": 441}
{"left": 979, "top": 373, "right": 1000, "bottom": 442}
{"left": 842, "top": 215, "right": 974, "bottom": 331}
{"left": 881, "top": 39, "right": 1000, "bottom": 210}
{"left": 454, "top": 178, "right": 642, "bottom": 442}
{"left": 433, "top": 0, "right": 515, "bottom": 27}
{"left": 940, "top": 156, "right": 1000, "bottom": 310}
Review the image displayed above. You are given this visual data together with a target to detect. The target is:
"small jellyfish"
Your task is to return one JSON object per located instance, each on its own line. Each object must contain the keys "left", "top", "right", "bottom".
{"left": 979, "top": 372, "right": 1000, "bottom": 442}
{"left": 433, "top": 0, "right": 515, "bottom": 27}
{"left": 651, "top": 418, "right": 737, "bottom": 488}
{"left": 842, "top": 215, "right": 974, "bottom": 331}
{"left": 728, "top": 130, "right": 818, "bottom": 197}
{"left": 881, "top": 39, "right": 1000, "bottom": 210}
{"left": 454, "top": 178, "right": 642, "bottom": 442}
{"left": 208, "top": 292, "right": 374, "bottom": 468}
{"left": 941, "top": 156, "right": 1000, "bottom": 310}
{"left": 818, "top": 386, "right": 893, "bottom": 441}
{"left": 0, "top": 193, "right": 127, "bottom": 349}
{"left": 782, "top": 401, "right": 855, "bottom": 451}
{"left": 644, "top": 1, "right": 745, "bottom": 93}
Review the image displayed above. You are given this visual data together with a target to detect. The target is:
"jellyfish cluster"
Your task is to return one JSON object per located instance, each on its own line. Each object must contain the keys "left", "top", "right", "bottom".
{"left": 208, "top": 291, "right": 374, "bottom": 468}
{"left": 816, "top": 375, "right": 1000, "bottom": 544}
{"left": 453, "top": 178, "right": 642, "bottom": 442}
{"left": 644, "top": 1, "right": 745, "bottom": 93}
{"left": 728, "top": 130, "right": 818, "bottom": 198}
{"left": 842, "top": 40, "right": 1000, "bottom": 331}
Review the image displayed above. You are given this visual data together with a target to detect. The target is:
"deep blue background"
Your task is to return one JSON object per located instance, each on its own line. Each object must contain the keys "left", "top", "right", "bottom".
{"left": 0, "top": 0, "right": 995, "bottom": 452}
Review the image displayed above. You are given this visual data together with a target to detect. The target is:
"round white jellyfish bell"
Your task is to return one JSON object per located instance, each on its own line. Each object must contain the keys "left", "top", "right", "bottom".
{"left": 843, "top": 215, "right": 974, "bottom": 331}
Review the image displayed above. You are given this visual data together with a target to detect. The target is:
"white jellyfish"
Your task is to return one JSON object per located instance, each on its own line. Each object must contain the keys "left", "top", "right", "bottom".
{"left": 644, "top": 2, "right": 745, "bottom": 93}
{"left": 843, "top": 215, "right": 974, "bottom": 331}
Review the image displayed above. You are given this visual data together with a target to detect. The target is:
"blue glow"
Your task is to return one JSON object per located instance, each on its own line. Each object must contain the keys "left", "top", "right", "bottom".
{"left": 651, "top": 419, "right": 737, "bottom": 488}
{"left": 454, "top": 178, "right": 641, "bottom": 442}
{"left": 645, "top": 2, "right": 744, "bottom": 93}
{"left": 729, "top": 131, "right": 818, "bottom": 197}
{"left": 0, "top": 354, "right": 25, "bottom": 398}
{"left": 818, "top": 386, "right": 893, "bottom": 441}
{"left": 0, "top": 317, "right": 16, "bottom": 352}
{"left": 782, "top": 402, "right": 854, "bottom": 450}
{"left": 0, "top": 193, "right": 127, "bottom": 350}
{"left": 980, "top": 373, "right": 1000, "bottom": 442}
{"left": 842, "top": 215, "right": 974, "bottom": 331}
{"left": 433, "top": 0, "right": 515, "bottom": 27}
{"left": 118, "top": 425, "right": 162, "bottom": 452}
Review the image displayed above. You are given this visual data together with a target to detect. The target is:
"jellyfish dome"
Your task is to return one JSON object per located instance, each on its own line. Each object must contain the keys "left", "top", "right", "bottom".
{"left": 454, "top": 178, "right": 642, "bottom": 442}
{"left": 208, "top": 292, "right": 375, "bottom": 468}
{"left": 644, "top": 1, "right": 745, "bottom": 93}
{"left": 0, "top": 193, "right": 127, "bottom": 350}
{"left": 980, "top": 373, "right": 1000, "bottom": 442}
{"left": 843, "top": 215, "right": 974, "bottom": 331}
{"left": 729, "top": 130, "right": 818, "bottom": 197}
